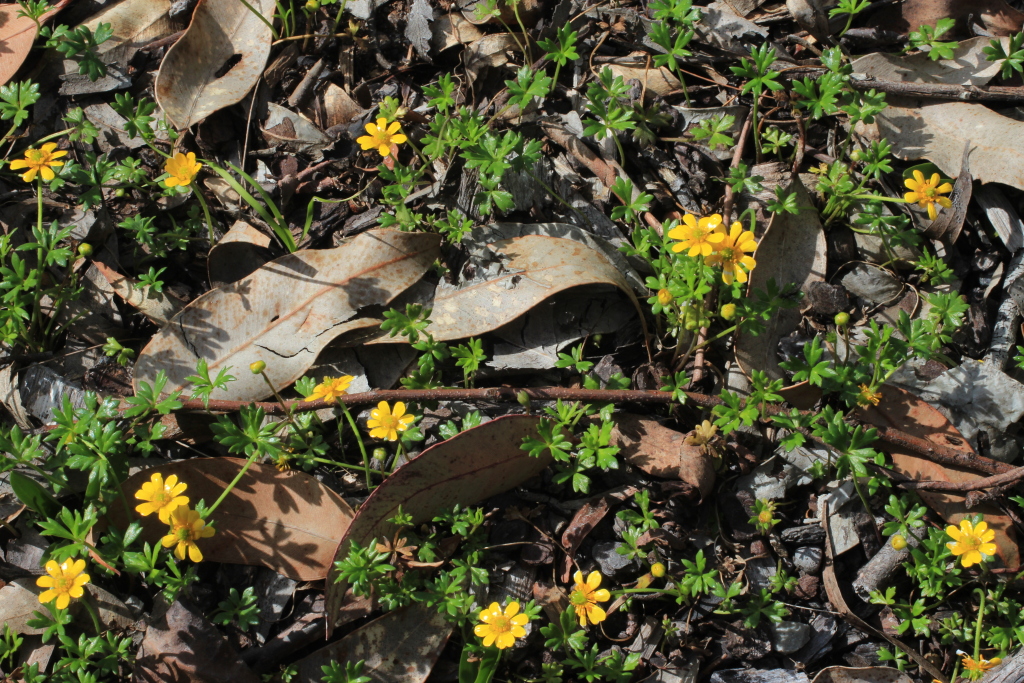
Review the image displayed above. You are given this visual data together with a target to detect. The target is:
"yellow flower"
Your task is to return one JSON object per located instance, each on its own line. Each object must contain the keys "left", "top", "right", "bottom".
{"left": 305, "top": 375, "right": 355, "bottom": 404}
{"left": 651, "top": 562, "right": 666, "bottom": 578}
{"left": 163, "top": 151, "right": 202, "bottom": 188}
{"left": 161, "top": 505, "right": 215, "bottom": 562}
{"left": 36, "top": 558, "right": 90, "bottom": 610}
{"left": 706, "top": 222, "right": 757, "bottom": 285}
{"left": 134, "top": 472, "right": 189, "bottom": 524}
{"left": 856, "top": 384, "right": 882, "bottom": 407}
{"left": 474, "top": 601, "right": 529, "bottom": 649}
{"left": 10, "top": 142, "right": 67, "bottom": 182}
{"left": 890, "top": 534, "right": 907, "bottom": 550}
{"left": 758, "top": 509, "right": 773, "bottom": 525}
{"left": 656, "top": 289, "right": 673, "bottom": 306}
{"left": 904, "top": 170, "right": 952, "bottom": 221}
{"left": 249, "top": 360, "right": 266, "bottom": 374}
{"left": 367, "top": 400, "right": 415, "bottom": 441}
{"left": 720, "top": 303, "right": 736, "bottom": 320}
{"left": 356, "top": 117, "right": 407, "bottom": 158}
{"left": 961, "top": 654, "right": 1001, "bottom": 677}
{"left": 274, "top": 453, "right": 292, "bottom": 471}
{"left": 667, "top": 213, "right": 724, "bottom": 257}
{"left": 946, "top": 519, "right": 997, "bottom": 568}
{"left": 569, "top": 571, "right": 611, "bottom": 626}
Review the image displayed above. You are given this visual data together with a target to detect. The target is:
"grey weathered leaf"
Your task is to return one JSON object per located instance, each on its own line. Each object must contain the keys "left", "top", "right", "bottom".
{"left": 155, "top": 0, "right": 273, "bottom": 129}
{"left": 134, "top": 229, "right": 440, "bottom": 401}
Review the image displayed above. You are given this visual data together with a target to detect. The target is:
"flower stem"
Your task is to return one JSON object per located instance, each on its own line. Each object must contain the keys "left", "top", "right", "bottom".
{"left": 339, "top": 403, "right": 373, "bottom": 491}
{"left": 204, "top": 451, "right": 260, "bottom": 519}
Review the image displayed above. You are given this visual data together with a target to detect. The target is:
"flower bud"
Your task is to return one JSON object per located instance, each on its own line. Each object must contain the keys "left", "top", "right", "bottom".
{"left": 657, "top": 289, "right": 672, "bottom": 306}
{"left": 890, "top": 534, "right": 907, "bottom": 551}
{"left": 305, "top": 0, "right": 320, "bottom": 10}
{"left": 249, "top": 360, "right": 266, "bottom": 374}
{"left": 720, "top": 303, "right": 736, "bottom": 320}
{"left": 651, "top": 562, "right": 666, "bottom": 578}
{"left": 834, "top": 312, "right": 850, "bottom": 327}
{"left": 77, "top": 243, "right": 93, "bottom": 258}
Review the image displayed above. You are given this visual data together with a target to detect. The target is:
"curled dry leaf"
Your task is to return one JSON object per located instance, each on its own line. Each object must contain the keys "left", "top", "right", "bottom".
{"left": 155, "top": 0, "right": 274, "bottom": 129}
{"left": 856, "top": 385, "right": 1020, "bottom": 570}
{"left": 134, "top": 598, "right": 261, "bottom": 683}
{"left": 0, "top": 0, "right": 71, "bottom": 87}
{"left": 735, "top": 178, "right": 826, "bottom": 380}
{"left": 108, "top": 458, "right": 355, "bottom": 580}
{"left": 408, "top": 233, "right": 644, "bottom": 343}
{"left": 325, "top": 415, "right": 552, "bottom": 630}
{"left": 81, "top": 0, "right": 175, "bottom": 67}
{"left": 850, "top": 37, "right": 1006, "bottom": 87}
{"left": 134, "top": 229, "right": 440, "bottom": 401}
{"left": 92, "top": 259, "right": 183, "bottom": 325}
{"left": 869, "top": 0, "right": 1024, "bottom": 38}
{"left": 609, "top": 414, "right": 715, "bottom": 500}
{"left": 607, "top": 65, "right": 681, "bottom": 99}
{"left": 287, "top": 603, "right": 452, "bottom": 683}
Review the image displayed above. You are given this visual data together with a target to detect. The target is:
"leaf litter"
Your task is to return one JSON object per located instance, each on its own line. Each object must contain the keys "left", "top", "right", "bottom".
{"left": 7, "top": 0, "right": 1024, "bottom": 681}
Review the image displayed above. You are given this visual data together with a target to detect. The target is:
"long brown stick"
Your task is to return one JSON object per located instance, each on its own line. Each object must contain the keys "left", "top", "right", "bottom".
{"left": 170, "top": 386, "right": 1012, "bottom": 479}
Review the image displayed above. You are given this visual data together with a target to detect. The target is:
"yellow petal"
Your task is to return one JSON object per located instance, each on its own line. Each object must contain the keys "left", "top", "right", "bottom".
{"left": 38, "top": 588, "right": 57, "bottom": 604}
{"left": 511, "top": 625, "right": 527, "bottom": 637}
{"left": 496, "top": 632, "right": 515, "bottom": 649}
{"left": 682, "top": 214, "right": 697, "bottom": 228}
{"left": 474, "top": 624, "right": 490, "bottom": 636}
{"left": 70, "top": 559, "right": 86, "bottom": 575}
{"left": 927, "top": 203, "right": 937, "bottom": 221}
{"left": 391, "top": 133, "right": 408, "bottom": 145}
{"left": 482, "top": 632, "right": 496, "bottom": 647}
{"left": 586, "top": 604, "right": 607, "bottom": 624}
{"left": 56, "top": 593, "right": 71, "bottom": 610}
{"left": 904, "top": 177, "right": 919, "bottom": 190}
{"left": 9, "top": 159, "right": 27, "bottom": 169}
{"left": 45, "top": 560, "right": 60, "bottom": 575}
{"left": 161, "top": 534, "right": 177, "bottom": 549}
{"left": 375, "top": 117, "right": 388, "bottom": 130}
{"left": 188, "top": 543, "right": 203, "bottom": 562}
{"left": 573, "top": 570, "right": 584, "bottom": 585}
{"left": 68, "top": 585, "right": 85, "bottom": 599}
{"left": 936, "top": 182, "right": 953, "bottom": 193}
{"left": 393, "top": 402, "right": 406, "bottom": 418}
{"left": 387, "top": 121, "right": 401, "bottom": 134}
{"left": 586, "top": 571, "right": 602, "bottom": 590}
{"left": 511, "top": 613, "right": 529, "bottom": 626}
{"left": 912, "top": 170, "right": 925, "bottom": 184}
{"left": 937, "top": 197, "right": 952, "bottom": 208}
{"left": 706, "top": 232, "right": 725, "bottom": 243}
{"left": 505, "top": 601, "right": 520, "bottom": 617}
{"left": 979, "top": 542, "right": 998, "bottom": 557}
{"left": 592, "top": 588, "right": 611, "bottom": 602}
{"left": 36, "top": 575, "right": 54, "bottom": 588}
{"left": 378, "top": 144, "right": 391, "bottom": 157}
{"left": 666, "top": 226, "right": 686, "bottom": 240}
{"left": 40, "top": 166, "right": 55, "bottom": 181}
{"left": 961, "top": 550, "right": 980, "bottom": 567}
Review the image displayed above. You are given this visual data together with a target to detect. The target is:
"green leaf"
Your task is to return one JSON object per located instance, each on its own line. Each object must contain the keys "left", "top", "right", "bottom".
{"left": 9, "top": 471, "right": 60, "bottom": 517}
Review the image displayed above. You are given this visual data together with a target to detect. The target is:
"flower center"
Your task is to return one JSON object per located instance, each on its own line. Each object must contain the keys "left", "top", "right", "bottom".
{"left": 27, "top": 150, "right": 44, "bottom": 164}
{"left": 379, "top": 415, "right": 399, "bottom": 430}
{"left": 176, "top": 526, "right": 193, "bottom": 542}
{"left": 720, "top": 247, "right": 735, "bottom": 260}
{"left": 758, "top": 510, "right": 772, "bottom": 524}
{"left": 55, "top": 576, "right": 70, "bottom": 593}
{"left": 152, "top": 490, "right": 170, "bottom": 506}
{"left": 569, "top": 589, "right": 589, "bottom": 606}
{"left": 490, "top": 615, "right": 512, "bottom": 633}
{"left": 961, "top": 535, "right": 981, "bottom": 551}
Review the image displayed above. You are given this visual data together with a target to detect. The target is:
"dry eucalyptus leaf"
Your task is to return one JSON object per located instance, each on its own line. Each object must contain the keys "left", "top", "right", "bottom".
{"left": 288, "top": 603, "right": 452, "bottom": 683}
{"left": 134, "top": 229, "right": 440, "bottom": 401}
{"left": 155, "top": 0, "right": 273, "bottom": 129}
{"left": 850, "top": 37, "right": 1006, "bottom": 86}
{"left": 262, "top": 102, "right": 330, "bottom": 158}
{"left": 431, "top": 11, "right": 483, "bottom": 52}
{"left": 207, "top": 220, "right": 275, "bottom": 286}
{"left": 811, "top": 666, "right": 914, "bottom": 683}
{"left": 82, "top": 0, "right": 175, "bottom": 66}
{"left": 108, "top": 458, "right": 355, "bottom": 580}
{"left": 415, "top": 233, "right": 645, "bottom": 342}
{"left": 92, "top": 260, "right": 184, "bottom": 325}
{"left": 607, "top": 64, "right": 681, "bottom": 98}
{"left": 735, "top": 178, "right": 826, "bottom": 380}
{"left": 0, "top": 0, "right": 71, "bottom": 87}
{"left": 326, "top": 415, "right": 552, "bottom": 630}
{"left": 870, "top": 0, "right": 1024, "bottom": 38}
{"left": 876, "top": 102, "right": 1024, "bottom": 192}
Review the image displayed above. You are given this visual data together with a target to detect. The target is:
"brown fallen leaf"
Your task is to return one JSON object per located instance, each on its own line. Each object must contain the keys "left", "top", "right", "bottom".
{"left": 288, "top": 603, "right": 452, "bottom": 683}
{"left": 91, "top": 259, "right": 184, "bottom": 325}
{"left": 559, "top": 486, "right": 637, "bottom": 582}
{"left": 850, "top": 37, "right": 1006, "bottom": 87}
{"left": 869, "top": 0, "right": 1024, "bottom": 38}
{"left": 856, "top": 385, "right": 1020, "bottom": 570}
{"left": 325, "top": 415, "right": 552, "bottom": 631}
{"left": 134, "top": 229, "right": 440, "bottom": 401}
{"left": 921, "top": 141, "right": 971, "bottom": 242}
{"left": 134, "top": 598, "right": 261, "bottom": 683}
{"left": 81, "top": 0, "right": 175, "bottom": 68}
{"left": 607, "top": 65, "right": 681, "bottom": 99}
{"left": 155, "top": 0, "right": 274, "bottom": 129}
{"left": 418, "top": 233, "right": 644, "bottom": 343}
{"left": 735, "top": 178, "right": 826, "bottom": 380}
{"left": 609, "top": 414, "right": 715, "bottom": 500}
{"left": 0, "top": 0, "right": 71, "bottom": 87}
{"left": 107, "top": 458, "right": 355, "bottom": 581}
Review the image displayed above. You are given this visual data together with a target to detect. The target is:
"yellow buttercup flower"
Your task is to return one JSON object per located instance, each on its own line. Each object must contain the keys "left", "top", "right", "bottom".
{"left": 163, "top": 151, "right": 202, "bottom": 188}
{"left": 474, "top": 601, "right": 529, "bottom": 649}
{"left": 656, "top": 289, "right": 673, "bottom": 306}
{"left": 161, "top": 505, "right": 216, "bottom": 562}
{"left": 856, "top": 384, "right": 882, "bottom": 407}
{"left": 706, "top": 221, "right": 757, "bottom": 285}
{"left": 305, "top": 375, "right": 355, "bottom": 403}
{"left": 10, "top": 143, "right": 67, "bottom": 182}
{"left": 569, "top": 571, "right": 611, "bottom": 626}
{"left": 134, "top": 472, "right": 189, "bottom": 524}
{"left": 367, "top": 401, "right": 415, "bottom": 441}
{"left": 667, "top": 213, "right": 724, "bottom": 257}
{"left": 356, "top": 117, "right": 407, "bottom": 158}
{"left": 946, "top": 519, "right": 997, "bottom": 568}
{"left": 36, "top": 558, "right": 90, "bottom": 610}
{"left": 904, "top": 170, "right": 952, "bottom": 221}
{"left": 961, "top": 654, "right": 1001, "bottom": 678}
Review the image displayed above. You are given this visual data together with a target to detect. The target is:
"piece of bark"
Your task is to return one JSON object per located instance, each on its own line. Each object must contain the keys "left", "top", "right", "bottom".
{"left": 851, "top": 532, "right": 921, "bottom": 602}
